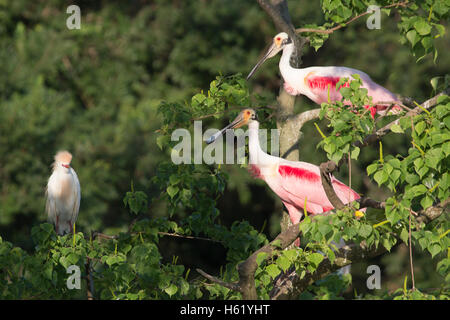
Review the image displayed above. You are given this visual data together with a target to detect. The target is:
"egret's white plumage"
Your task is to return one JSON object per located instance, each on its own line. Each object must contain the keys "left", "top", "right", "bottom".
{"left": 46, "top": 151, "right": 80, "bottom": 235}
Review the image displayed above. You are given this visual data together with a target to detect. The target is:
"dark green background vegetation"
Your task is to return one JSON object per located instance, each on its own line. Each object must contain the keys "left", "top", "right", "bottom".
{"left": 0, "top": 0, "right": 448, "bottom": 298}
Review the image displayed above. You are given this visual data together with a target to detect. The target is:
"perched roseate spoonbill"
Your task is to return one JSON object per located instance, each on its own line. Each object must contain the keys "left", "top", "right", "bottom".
{"left": 46, "top": 151, "right": 80, "bottom": 235}
{"left": 247, "top": 32, "right": 401, "bottom": 118}
{"left": 206, "top": 109, "right": 361, "bottom": 245}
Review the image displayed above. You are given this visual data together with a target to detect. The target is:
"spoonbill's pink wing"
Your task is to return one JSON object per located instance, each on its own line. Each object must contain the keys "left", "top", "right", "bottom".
{"left": 303, "top": 67, "right": 398, "bottom": 113}
{"left": 269, "top": 161, "right": 360, "bottom": 222}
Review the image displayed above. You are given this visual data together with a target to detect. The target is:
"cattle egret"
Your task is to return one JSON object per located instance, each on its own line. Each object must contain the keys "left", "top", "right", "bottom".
{"left": 46, "top": 151, "right": 80, "bottom": 235}
{"left": 207, "top": 109, "right": 362, "bottom": 245}
{"left": 247, "top": 32, "right": 401, "bottom": 118}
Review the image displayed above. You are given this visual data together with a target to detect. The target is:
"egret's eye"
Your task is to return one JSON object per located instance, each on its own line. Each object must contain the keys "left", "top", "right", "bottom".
{"left": 276, "top": 37, "right": 281, "bottom": 41}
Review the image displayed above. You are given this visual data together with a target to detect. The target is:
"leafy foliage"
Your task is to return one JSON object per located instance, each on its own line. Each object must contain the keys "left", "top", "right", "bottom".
{"left": 0, "top": 0, "right": 449, "bottom": 300}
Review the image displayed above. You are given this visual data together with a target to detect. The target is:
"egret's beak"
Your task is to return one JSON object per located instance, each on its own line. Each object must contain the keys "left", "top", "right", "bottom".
{"left": 247, "top": 42, "right": 281, "bottom": 80}
{"left": 205, "top": 112, "right": 248, "bottom": 145}
{"left": 62, "top": 164, "right": 70, "bottom": 169}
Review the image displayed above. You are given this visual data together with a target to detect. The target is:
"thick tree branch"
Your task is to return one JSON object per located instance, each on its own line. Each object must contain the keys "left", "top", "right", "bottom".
{"left": 280, "top": 108, "right": 321, "bottom": 158}
{"left": 357, "top": 197, "right": 385, "bottom": 210}
{"left": 416, "top": 198, "right": 450, "bottom": 224}
{"left": 319, "top": 161, "right": 345, "bottom": 209}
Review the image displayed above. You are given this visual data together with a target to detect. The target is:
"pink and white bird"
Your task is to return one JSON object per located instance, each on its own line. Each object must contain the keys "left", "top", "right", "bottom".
{"left": 46, "top": 151, "right": 81, "bottom": 236}
{"left": 247, "top": 32, "right": 401, "bottom": 118}
{"left": 207, "top": 109, "right": 361, "bottom": 245}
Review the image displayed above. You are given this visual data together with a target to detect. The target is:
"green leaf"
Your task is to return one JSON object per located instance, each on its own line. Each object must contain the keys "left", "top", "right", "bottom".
{"left": 156, "top": 135, "right": 167, "bottom": 150}
{"left": 256, "top": 252, "right": 268, "bottom": 266}
{"left": 318, "top": 223, "right": 332, "bottom": 237}
{"left": 374, "top": 170, "right": 388, "bottom": 186}
{"left": 276, "top": 255, "right": 291, "bottom": 272}
{"left": 415, "top": 121, "right": 426, "bottom": 135}
{"left": 430, "top": 77, "right": 441, "bottom": 92}
{"left": 406, "top": 29, "right": 419, "bottom": 47}
{"left": 382, "top": 235, "right": 395, "bottom": 252}
{"left": 420, "top": 195, "right": 434, "bottom": 209}
{"left": 428, "top": 243, "right": 441, "bottom": 258}
{"left": 418, "top": 237, "right": 429, "bottom": 250}
{"left": 367, "top": 163, "right": 378, "bottom": 176}
{"left": 400, "top": 228, "right": 409, "bottom": 244}
{"left": 307, "top": 253, "right": 324, "bottom": 268}
{"left": 351, "top": 147, "right": 360, "bottom": 159}
{"left": 359, "top": 224, "right": 373, "bottom": 238}
{"left": 165, "top": 284, "right": 178, "bottom": 297}
{"left": 266, "top": 264, "right": 281, "bottom": 279}
{"left": 166, "top": 185, "right": 179, "bottom": 198}
{"left": 390, "top": 124, "right": 404, "bottom": 133}
{"left": 414, "top": 19, "right": 432, "bottom": 35}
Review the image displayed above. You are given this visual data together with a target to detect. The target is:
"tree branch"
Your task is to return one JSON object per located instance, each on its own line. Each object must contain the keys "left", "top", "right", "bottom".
{"left": 196, "top": 268, "right": 241, "bottom": 292}
{"left": 269, "top": 199, "right": 448, "bottom": 299}
{"left": 319, "top": 161, "right": 345, "bottom": 209}
{"left": 356, "top": 88, "right": 450, "bottom": 149}
{"left": 270, "top": 241, "right": 387, "bottom": 299}
{"left": 280, "top": 108, "right": 321, "bottom": 158}
{"left": 295, "top": 1, "right": 410, "bottom": 35}
{"left": 196, "top": 199, "right": 447, "bottom": 299}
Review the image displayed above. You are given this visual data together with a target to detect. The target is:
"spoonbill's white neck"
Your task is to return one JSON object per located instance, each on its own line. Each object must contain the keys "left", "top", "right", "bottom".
{"left": 279, "top": 43, "right": 297, "bottom": 71}
{"left": 248, "top": 121, "right": 274, "bottom": 166}
{"left": 278, "top": 43, "right": 309, "bottom": 95}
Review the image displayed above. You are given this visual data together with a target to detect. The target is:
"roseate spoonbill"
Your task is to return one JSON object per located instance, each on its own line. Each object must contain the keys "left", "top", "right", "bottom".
{"left": 247, "top": 32, "right": 401, "bottom": 118}
{"left": 46, "top": 151, "right": 80, "bottom": 235}
{"left": 206, "top": 109, "right": 361, "bottom": 245}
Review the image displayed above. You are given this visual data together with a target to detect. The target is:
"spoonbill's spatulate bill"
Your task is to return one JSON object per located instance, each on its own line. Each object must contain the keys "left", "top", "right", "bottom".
{"left": 247, "top": 32, "right": 401, "bottom": 118}
{"left": 46, "top": 151, "right": 81, "bottom": 235}
{"left": 207, "top": 109, "right": 361, "bottom": 245}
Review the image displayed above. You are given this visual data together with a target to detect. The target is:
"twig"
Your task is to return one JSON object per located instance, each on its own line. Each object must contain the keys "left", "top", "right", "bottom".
{"left": 158, "top": 232, "right": 223, "bottom": 244}
{"left": 196, "top": 269, "right": 241, "bottom": 292}
{"left": 355, "top": 88, "right": 450, "bottom": 149}
{"left": 91, "top": 232, "right": 118, "bottom": 241}
{"left": 93, "top": 230, "right": 222, "bottom": 244}
{"left": 295, "top": 2, "right": 410, "bottom": 35}
{"left": 348, "top": 152, "right": 352, "bottom": 200}
{"left": 409, "top": 209, "right": 416, "bottom": 291}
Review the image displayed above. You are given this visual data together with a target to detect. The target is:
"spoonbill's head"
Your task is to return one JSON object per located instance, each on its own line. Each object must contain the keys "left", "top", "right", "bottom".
{"left": 228, "top": 109, "right": 258, "bottom": 129}
{"left": 247, "top": 32, "right": 291, "bottom": 80}
{"left": 54, "top": 150, "right": 73, "bottom": 171}
{"left": 205, "top": 109, "right": 258, "bottom": 144}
